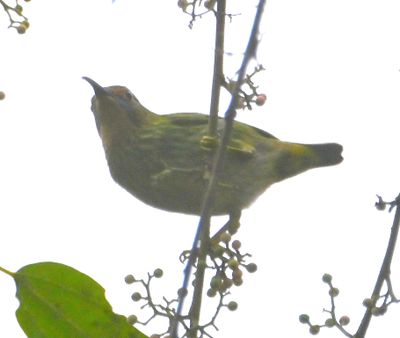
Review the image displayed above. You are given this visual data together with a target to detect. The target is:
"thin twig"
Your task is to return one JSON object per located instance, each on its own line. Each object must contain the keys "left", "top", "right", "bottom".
{"left": 187, "top": 0, "right": 226, "bottom": 333}
{"left": 171, "top": 1, "right": 267, "bottom": 337}
{"left": 355, "top": 194, "right": 400, "bottom": 338}
{"left": 208, "top": 0, "right": 226, "bottom": 137}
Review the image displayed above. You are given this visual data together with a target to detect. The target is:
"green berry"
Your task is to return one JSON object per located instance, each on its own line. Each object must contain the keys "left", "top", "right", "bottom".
{"left": 219, "top": 232, "right": 231, "bottom": 243}
{"left": 124, "top": 274, "right": 135, "bottom": 284}
{"left": 207, "top": 288, "right": 217, "bottom": 297}
{"left": 232, "top": 268, "right": 243, "bottom": 280}
{"left": 222, "top": 278, "right": 233, "bottom": 290}
{"left": 15, "top": 5, "right": 23, "bottom": 14}
{"left": 233, "top": 277, "right": 243, "bottom": 286}
{"left": 153, "top": 268, "right": 163, "bottom": 278}
{"left": 322, "top": 273, "right": 332, "bottom": 283}
{"left": 309, "top": 325, "right": 320, "bottom": 335}
{"left": 21, "top": 20, "right": 30, "bottom": 29}
{"left": 329, "top": 287, "right": 339, "bottom": 297}
{"left": 127, "top": 314, "right": 138, "bottom": 325}
{"left": 131, "top": 292, "right": 141, "bottom": 302}
{"left": 371, "top": 307, "right": 380, "bottom": 316}
{"left": 177, "top": 287, "right": 188, "bottom": 298}
{"left": 228, "top": 259, "right": 239, "bottom": 270}
{"left": 17, "top": 25, "right": 26, "bottom": 34}
{"left": 210, "top": 276, "right": 222, "bottom": 290}
{"left": 325, "top": 318, "right": 335, "bottom": 327}
{"left": 362, "top": 298, "right": 374, "bottom": 308}
{"left": 246, "top": 263, "right": 257, "bottom": 273}
{"left": 204, "top": 0, "right": 215, "bottom": 10}
{"left": 299, "top": 314, "right": 310, "bottom": 324}
{"left": 227, "top": 301, "right": 238, "bottom": 311}
{"left": 177, "top": 0, "right": 188, "bottom": 9}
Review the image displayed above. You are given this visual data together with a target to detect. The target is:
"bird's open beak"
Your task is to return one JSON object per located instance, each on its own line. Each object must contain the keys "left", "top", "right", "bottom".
{"left": 82, "top": 76, "right": 108, "bottom": 97}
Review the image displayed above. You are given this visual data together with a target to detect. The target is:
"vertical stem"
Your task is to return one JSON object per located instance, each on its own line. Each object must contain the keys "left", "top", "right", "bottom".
{"left": 208, "top": 0, "right": 226, "bottom": 137}
{"left": 355, "top": 195, "right": 400, "bottom": 338}
{"left": 189, "top": 1, "right": 226, "bottom": 331}
{"left": 188, "top": 220, "right": 210, "bottom": 336}
{"left": 186, "top": 1, "right": 227, "bottom": 335}
{"left": 171, "top": 1, "right": 266, "bottom": 337}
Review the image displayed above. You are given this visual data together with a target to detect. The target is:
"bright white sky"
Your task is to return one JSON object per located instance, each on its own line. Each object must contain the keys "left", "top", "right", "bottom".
{"left": 1, "top": 1, "right": 400, "bottom": 337}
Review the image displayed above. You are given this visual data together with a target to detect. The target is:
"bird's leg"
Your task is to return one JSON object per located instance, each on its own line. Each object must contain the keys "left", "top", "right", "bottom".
{"left": 211, "top": 210, "right": 241, "bottom": 243}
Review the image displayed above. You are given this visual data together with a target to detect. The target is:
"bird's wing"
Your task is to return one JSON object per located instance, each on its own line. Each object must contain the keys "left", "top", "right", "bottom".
{"left": 168, "top": 113, "right": 278, "bottom": 140}
{"left": 167, "top": 113, "right": 209, "bottom": 126}
{"left": 245, "top": 124, "right": 278, "bottom": 140}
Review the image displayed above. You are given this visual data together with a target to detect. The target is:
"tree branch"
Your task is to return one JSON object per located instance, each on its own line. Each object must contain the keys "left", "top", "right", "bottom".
{"left": 355, "top": 194, "right": 400, "bottom": 338}
{"left": 171, "top": 1, "right": 267, "bottom": 337}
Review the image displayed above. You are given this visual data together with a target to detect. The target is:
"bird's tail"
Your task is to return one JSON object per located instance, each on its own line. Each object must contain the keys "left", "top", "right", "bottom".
{"left": 273, "top": 142, "right": 343, "bottom": 181}
{"left": 307, "top": 143, "right": 343, "bottom": 167}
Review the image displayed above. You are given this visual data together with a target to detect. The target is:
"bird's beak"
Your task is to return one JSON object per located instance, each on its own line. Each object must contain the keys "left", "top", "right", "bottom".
{"left": 82, "top": 76, "right": 108, "bottom": 97}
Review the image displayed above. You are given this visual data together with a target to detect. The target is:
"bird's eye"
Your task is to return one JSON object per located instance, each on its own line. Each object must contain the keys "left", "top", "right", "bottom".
{"left": 124, "top": 91, "right": 133, "bottom": 100}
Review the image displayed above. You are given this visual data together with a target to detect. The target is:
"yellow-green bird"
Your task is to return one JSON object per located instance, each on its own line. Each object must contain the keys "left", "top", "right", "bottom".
{"left": 83, "top": 77, "right": 343, "bottom": 218}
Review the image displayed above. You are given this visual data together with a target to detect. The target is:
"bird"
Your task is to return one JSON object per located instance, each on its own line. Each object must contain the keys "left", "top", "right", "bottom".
{"left": 83, "top": 76, "right": 343, "bottom": 219}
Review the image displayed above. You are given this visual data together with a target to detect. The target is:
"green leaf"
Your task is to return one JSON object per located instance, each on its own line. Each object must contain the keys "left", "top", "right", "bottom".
{"left": 14, "top": 262, "right": 147, "bottom": 338}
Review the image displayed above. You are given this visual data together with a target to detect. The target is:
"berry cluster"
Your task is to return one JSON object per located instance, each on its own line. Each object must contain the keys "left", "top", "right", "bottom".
{"left": 1, "top": 0, "right": 31, "bottom": 34}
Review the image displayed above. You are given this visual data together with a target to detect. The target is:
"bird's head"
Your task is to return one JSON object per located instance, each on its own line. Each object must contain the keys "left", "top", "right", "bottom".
{"left": 83, "top": 77, "right": 151, "bottom": 130}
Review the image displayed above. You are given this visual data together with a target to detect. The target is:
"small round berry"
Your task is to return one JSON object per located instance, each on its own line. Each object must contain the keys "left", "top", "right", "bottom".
{"left": 299, "top": 314, "right": 310, "bottom": 324}
{"left": 255, "top": 94, "right": 267, "bottom": 106}
{"left": 17, "top": 25, "right": 26, "bottom": 34}
{"left": 232, "top": 268, "right": 243, "bottom": 280}
{"left": 309, "top": 325, "right": 320, "bottom": 335}
{"left": 325, "top": 318, "right": 335, "bottom": 327}
{"left": 362, "top": 298, "right": 374, "bottom": 308}
{"left": 339, "top": 316, "right": 350, "bottom": 326}
{"left": 246, "top": 263, "right": 258, "bottom": 273}
{"left": 210, "top": 276, "right": 222, "bottom": 290}
{"left": 219, "top": 232, "right": 231, "bottom": 244}
{"left": 204, "top": 0, "right": 215, "bottom": 10}
{"left": 21, "top": 20, "right": 30, "bottom": 29}
{"left": 131, "top": 292, "right": 142, "bottom": 302}
{"left": 371, "top": 307, "right": 380, "bottom": 316}
{"left": 212, "top": 245, "right": 225, "bottom": 257}
{"left": 329, "top": 287, "right": 339, "bottom": 297}
{"left": 124, "top": 274, "right": 135, "bottom": 284}
{"left": 207, "top": 288, "right": 217, "bottom": 297}
{"left": 227, "top": 301, "right": 238, "bottom": 311}
{"left": 127, "top": 314, "right": 138, "bottom": 325}
{"left": 177, "top": 0, "right": 188, "bottom": 9}
{"left": 228, "top": 259, "right": 239, "bottom": 270}
{"left": 231, "top": 239, "right": 241, "bottom": 250}
{"left": 15, "top": 5, "right": 23, "bottom": 14}
{"left": 371, "top": 306, "right": 386, "bottom": 316}
{"left": 322, "top": 273, "right": 332, "bottom": 283}
{"left": 153, "top": 268, "right": 163, "bottom": 278}
{"left": 177, "top": 287, "right": 188, "bottom": 298}
{"left": 222, "top": 278, "right": 233, "bottom": 290}
{"left": 233, "top": 277, "right": 243, "bottom": 286}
